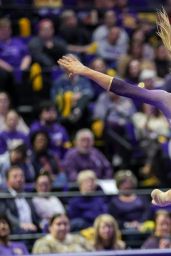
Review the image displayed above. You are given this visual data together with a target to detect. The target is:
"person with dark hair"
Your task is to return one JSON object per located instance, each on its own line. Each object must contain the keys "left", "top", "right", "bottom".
{"left": 29, "top": 19, "right": 67, "bottom": 68}
{"left": 32, "top": 172, "right": 65, "bottom": 229}
{"left": 30, "top": 130, "right": 65, "bottom": 183}
{"left": 30, "top": 101, "right": 70, "bottom": 159}
{"left": 0, "top": 215, "right": 28, "bottom": 255}
{"left": 2, "top": 166, "right": 39, "bottom": 234}
{"left": 0, "top": 142, "right": 35, "bottom": 187}
{"left": 32, "top": 213, "right": 93, "bottom": 254}
{"left": 57, "top": 8, "right": 171, "bottom": 206}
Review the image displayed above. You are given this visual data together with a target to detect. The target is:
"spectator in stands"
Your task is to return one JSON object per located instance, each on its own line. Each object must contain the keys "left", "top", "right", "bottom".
{"left": 0, "top": 142, "right": 35, "bottom": 187}
{"left": 142, "top": 210, "right": 171, "bottom": 249}
{"left": 109, "top": 170, "right": 150, "bottom": 230}
{"left": 0, "top": 18, "right": 31, "bottom": 99}
{"left": 154, "top": 44, "right": 170, "bottom": 78}
{"left": 2, "top": 166, "right": 40, "bottom": 234}
{"left": 0, "top": 91, "right": 29, "bottom": 134}
{"left": 117, "top": 40, "right": 154, "bottom": 78}
{"left": 95, "top": 26, "right": 129, "bottom": 67}
{"left": 93, "top": 214, "right": 125, "bottom": 250}
{"left": 159, "top": 236, "right": 171, "bottom": 249}
{"left": 29, "top": 19, "right": 67, "bottom": 68}
{"left": 0, "top": 110, "right": 28, "bottom": 154}
{"left": 89, "top": 57, "right": 116, "bottom": 98}
{"left": 0, "top": 215, "right": 28, "bottom": 255}
{"left": 32, "top": 213, "right": 93, "bottom": 253}
{"left": 30, "top": 130, "right": 65, "bottom": 182}
{"left": 63, "top": 128, "right": 113, "bottom": 181}
{"left": 93, "top": 91, "right": 136, "bottom": 163}
{"left": 92, "top": 10, "right": 128, "bottom": 47}
{"left": 59, "top": 10, "right": 90, "bottom": 46}
{"left": 32, "top": 172, "right": 65, "bottom": 230}
{"left": 67, "top": 170, "right": 107, "bottom": 231}
{"left": 51, "top": 71, "right": 94, "bottom": 132}
{"left": 30, "top": 101, "right": 70, "bottom": 159}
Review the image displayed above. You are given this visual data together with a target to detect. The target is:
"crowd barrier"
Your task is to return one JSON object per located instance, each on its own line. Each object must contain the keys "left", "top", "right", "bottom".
{"left": 23, "top": 249, "right": 171, "bottom": 256}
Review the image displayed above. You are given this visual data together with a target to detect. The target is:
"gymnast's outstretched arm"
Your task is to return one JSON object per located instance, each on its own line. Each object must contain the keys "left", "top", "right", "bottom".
{"left": 57, "top": 55, "right": 171, "bottom": 120}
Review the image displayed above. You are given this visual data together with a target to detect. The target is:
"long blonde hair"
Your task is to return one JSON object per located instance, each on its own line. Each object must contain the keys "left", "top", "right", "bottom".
{"left": 94, "top": 214, "right": 124, "bottom": 250}
{"left": 157, "top": 8, "right": 171, "bottom": 53}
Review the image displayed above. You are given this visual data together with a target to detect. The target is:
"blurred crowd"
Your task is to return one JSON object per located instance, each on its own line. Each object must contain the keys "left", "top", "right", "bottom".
{"left": 1, "top": 0, "right": 171, "bottom": 255}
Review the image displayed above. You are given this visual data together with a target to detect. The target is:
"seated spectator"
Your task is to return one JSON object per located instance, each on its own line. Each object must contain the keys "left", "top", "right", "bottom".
{"left": 117, "top": 40, "right": 154, "bottom": 79}
{"left": 0, "top": 18, "right": 31, "bottom": 100}
{"left": 29, "top": 19, "right": 67, "bottom": 69}
{"left": 30, "top": 130, "right": 65, "bottom": 183}
{"left": 93, "top": 91, "right": 136, "bottom": 163}
{"left": 32, "top": 172, "right": 65, "bottom": 229}
{"left": 30, "top": 101, "right": 70, "bottom": 159}
{"left": 2, "top": 166, "right": 40, "bottom": 234}
{"left": 92, "top": 9, "right": 128, "bottom": 50}
{"left": 0, "top": 215, "right": 28, "bottom": 255}
{"left": 93, "top": 214, "right": 125, "bottom": 250}
{"left": 67, "top": 170, "right": 107, "bottom": 231}
{"left": 142, "top": 210, "right": 171, "bottom": 249}
{"left": 59, "top": 10, "right": 90, "bottom": 46}
{"left": 159, "top": 236, "right": 171, "bottom": 249}
{"left": 89, "top": 57, "right": 116, "bottom": 98}
{"left": 0, "top": 110, "right": 28, "bottom": 154}
{"left": 51, "top": 71, "right": 94, "bottom": 132}
{"left": 63, "top": 128, "right": 113, "bottom": 181}
{"left": 154, "top": 44, "right": 170, "bottom": 78}
{"left": 109, "top": 170, "right": 150, "bottom": 230}
{"left": 0, "top": 142, "right": 35, "bottom": 187}
{"left": 0, "top": 91, "right": 29, "bottom": 134}
{"left": 32, "top": 213, "right": 93, "bottom": 254}
{"left": 93, "top": 26, "right": 129, "bottom": 68}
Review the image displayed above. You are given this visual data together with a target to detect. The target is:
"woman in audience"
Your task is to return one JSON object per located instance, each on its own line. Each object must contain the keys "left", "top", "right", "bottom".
{"left": 108, "top": 170, "right": 150, "bottom": 230}
{"left": 142, "top": 210, "right": 171, "bottom": 249}
{"left": 32, "top": 172, "right": 65, "bottom": 229}
{"left": 30, "top": 130, "right": 65, "bottom": 184}
{"left": 93, "top": 214, "right": 125, "bottom": 250}
{"left": 0, "top": 215, "right": 28, "bottom": 255}
{"left": 32, "top": 213, "right": 93, "bottom": 254}
{"left": 67, "top": 170, "right": 107, "bottom": 231}
{"left": 0, "top": 91, "right": 28, "bottom": 134}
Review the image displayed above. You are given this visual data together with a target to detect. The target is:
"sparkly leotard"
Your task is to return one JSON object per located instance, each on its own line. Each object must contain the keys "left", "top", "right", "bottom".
{"left": 110, "top": 78, "right": 171, "bottom": 124}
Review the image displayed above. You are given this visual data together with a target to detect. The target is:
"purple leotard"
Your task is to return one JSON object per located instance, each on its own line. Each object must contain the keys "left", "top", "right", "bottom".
{"left": 110, "top": 78, "right": 171, "bottom": 121}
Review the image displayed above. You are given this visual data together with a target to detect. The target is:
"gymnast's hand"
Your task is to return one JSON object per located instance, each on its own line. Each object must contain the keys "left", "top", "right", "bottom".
{"left": 151, "top": 189, "right": 169, "bottom": 206}
{"left": 57, "top": 55, "right": 86, "bottom": 78}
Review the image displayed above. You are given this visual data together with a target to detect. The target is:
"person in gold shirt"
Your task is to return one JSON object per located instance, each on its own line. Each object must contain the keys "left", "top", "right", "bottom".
{"left": 32, "top": 213, "right": 94, "bottom": 254}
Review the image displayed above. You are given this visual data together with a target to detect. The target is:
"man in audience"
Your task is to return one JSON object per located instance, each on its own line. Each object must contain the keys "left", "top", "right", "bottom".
{"left": 2, "top": 166, "right": 39, "bottom": 234}
{"left": 29, "top": 19, "right": 67, "bottom": 69}
{"left": 32, "top": 213, "right": 93, "bottom": 253}
{"left": 63, "top": 128, "right": 113, "bottom": 181}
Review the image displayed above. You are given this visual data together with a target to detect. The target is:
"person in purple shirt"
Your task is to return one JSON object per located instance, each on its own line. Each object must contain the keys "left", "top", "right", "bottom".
{"left": 0, "top": 110, "right": 28, "bottom": 154}
{"left": 0, "top": 215, "right": 28, "bottom": 255}
{"left": 108, "top": 170, "right": 151, "bottom": 230}
{"left": 30, "top": 101, "right": 70, "bottom": 159}
{"left": 57, "top": 9, "right": 171, "bottom": 206}
{"left": 0, "top": 18, "right": 31, "bottom": 100}
{"left": 67, "top": 170, "right": 107, "bottom": 231}
{"left": 63, "top": 128, "right": 113, "bottom": 182}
